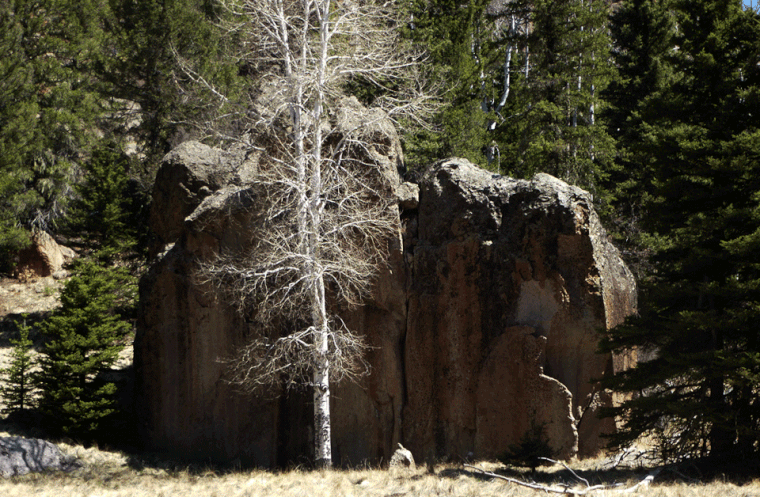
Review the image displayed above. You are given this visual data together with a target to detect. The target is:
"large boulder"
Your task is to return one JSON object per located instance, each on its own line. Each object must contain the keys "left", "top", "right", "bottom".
{"left": 0, "top": 437, "right": 78, "bottom": 477}
{"left": 13, "top": 231, "right": 76, "bottom": 280}
{"left": 136, "top": 149, "right": 636, "bottom": 465}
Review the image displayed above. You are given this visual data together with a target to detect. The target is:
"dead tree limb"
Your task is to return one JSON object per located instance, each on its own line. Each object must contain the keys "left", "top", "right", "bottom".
{"left": 463, "top": 464, "right": 661, "bottom": 495}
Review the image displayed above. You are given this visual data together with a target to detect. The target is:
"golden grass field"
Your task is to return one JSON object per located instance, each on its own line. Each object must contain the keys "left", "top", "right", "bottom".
{"left": 1, "top": 436, "right": 759, "bottom": 497}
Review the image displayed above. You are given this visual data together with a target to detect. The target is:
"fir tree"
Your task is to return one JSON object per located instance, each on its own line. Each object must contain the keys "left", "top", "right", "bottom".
{"left": 0, "top": 0, "right": 108, "bottom": 269}
{"left": 0, "top": 315, "right": 37, "bottom": 415}
{"left": 405, "top": 0, "right": 615, "bottom": 190}
{"left": 497, "top": 419, "right": 555, "bottom": 472}
{"left": 36, "top": 259, "right": 136, "bottom": 436}
{"left": 403, "top": 0, "right": 494, "bottom": 168}
{"left": 502, "top": 0, "right": 616, "bottom": 189}
{"left": 101, "top": 0, "right": 245, "bottom": 176}
{"left": 601, "top": 0, "right": 677, "bottom": 275}
{"left": 600, "top": 0, "right": 760, "bottom": 464}
{"left": 67, "top": 141, "right": 138, "bottom": 259}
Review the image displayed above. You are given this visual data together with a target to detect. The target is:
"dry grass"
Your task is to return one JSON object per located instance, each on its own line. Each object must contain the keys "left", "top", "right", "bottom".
{"left": 1, "top": 441, "right": 759, "bottom": 497}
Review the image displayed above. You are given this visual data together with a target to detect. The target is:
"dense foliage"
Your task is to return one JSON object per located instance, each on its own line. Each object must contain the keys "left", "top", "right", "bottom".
{"left": 0, "top": 0, "right": 104, "bottom": 268}
{"left": 600, "top": 0, "right": 760, "bottom": 463}
{"left": 405, "top": 0, "right": 615, "bottom": 193}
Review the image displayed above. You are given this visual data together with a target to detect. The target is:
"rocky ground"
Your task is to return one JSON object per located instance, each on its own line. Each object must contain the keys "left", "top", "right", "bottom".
{"left": 0, "top": 276, "right": 63, "bottom": 321}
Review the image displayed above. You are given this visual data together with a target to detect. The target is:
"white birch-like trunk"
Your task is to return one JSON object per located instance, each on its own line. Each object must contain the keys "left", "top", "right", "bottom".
{"left": 312, "top": 278, "right": 332, "bottom": 467}
{"left": 206, "top": 0, "right": 426, "bottom": 469}
{"left": 495, "top": 15, "right": 516, "bottom": 115}
{"left": 310, "top": 0, "right": 333, "bottom": 468}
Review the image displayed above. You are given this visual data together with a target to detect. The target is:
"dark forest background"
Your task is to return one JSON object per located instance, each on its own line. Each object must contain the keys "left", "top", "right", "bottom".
{"left": 2, "top": 0, "right": 760, "bottom": 467}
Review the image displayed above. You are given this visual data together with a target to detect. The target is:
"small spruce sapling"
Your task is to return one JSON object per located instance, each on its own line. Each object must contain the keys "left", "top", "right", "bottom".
{"left": 498, "top": 418, "right": 555, "bottom": 472}
{"left": 0, "top": 315, "right": 37, "bottom": 415}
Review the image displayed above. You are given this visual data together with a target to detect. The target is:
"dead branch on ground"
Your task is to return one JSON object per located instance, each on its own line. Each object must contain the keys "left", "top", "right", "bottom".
{"left": 464, "top": 463, "right": 661, "bottom": 495}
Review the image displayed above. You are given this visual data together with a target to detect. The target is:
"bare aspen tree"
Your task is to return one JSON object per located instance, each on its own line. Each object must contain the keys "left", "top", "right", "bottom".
{"left": 198, "top": 0, "right": 432, "bottom": 468}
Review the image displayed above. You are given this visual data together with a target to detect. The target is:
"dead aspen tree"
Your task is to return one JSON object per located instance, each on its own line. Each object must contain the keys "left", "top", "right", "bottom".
{"left": 198, "top": 0, "right": 432, "bottom": 469}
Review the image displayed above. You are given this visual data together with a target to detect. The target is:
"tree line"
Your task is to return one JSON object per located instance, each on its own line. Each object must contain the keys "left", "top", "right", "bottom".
{"left": 1, "top": 0, "right": 760, "bottom": 467}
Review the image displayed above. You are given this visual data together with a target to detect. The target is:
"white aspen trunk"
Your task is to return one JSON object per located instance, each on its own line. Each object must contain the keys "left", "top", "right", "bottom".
{"left": 310, "top": 0, "right": 332, "bottom": 468}
{"left": 495, "top": 15, "right": 516, "bottom": 114}
{"left": 588, "top": 0, "right": 595, "bottom": 160}
{"left": 312, "top": 278, "right": 332, "bottom": 468}
{"left": 211, "top": 0, "right": 420, "bottom": 469}
{"left": 573, "top": 23, "right": 583, "bottom": 129}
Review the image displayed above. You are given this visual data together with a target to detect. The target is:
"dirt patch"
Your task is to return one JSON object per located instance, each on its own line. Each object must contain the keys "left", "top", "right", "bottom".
{"left": 0, "top": 277, "right": 63, "bottom": 322}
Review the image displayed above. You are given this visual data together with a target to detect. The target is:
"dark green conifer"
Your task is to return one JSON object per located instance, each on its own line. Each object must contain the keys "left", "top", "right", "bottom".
{"left": 600, "top": 0, "right": 760, "bottom": 464}
{"left": 36, "top": 259, "right": 136, "bottom": 436}
{"left": 67, "top": 141, "right": 138, "bottom": 259}
{"left": 0, "top": 0, "right": 108, "bottom": 269}
{"left": 0, "top": 316, "right": 37, "bottom": 415}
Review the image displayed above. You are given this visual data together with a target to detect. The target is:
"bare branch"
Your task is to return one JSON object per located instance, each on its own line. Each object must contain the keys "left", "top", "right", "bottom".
{"left": 192, "top": 0, "right": 429, "bottom": 469}
{"left": 464, "top": 465, "right": 662, "bottom": 495}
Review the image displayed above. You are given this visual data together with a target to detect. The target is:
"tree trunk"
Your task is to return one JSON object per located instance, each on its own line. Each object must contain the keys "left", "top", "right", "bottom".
{"left": 313, "top": 343, "right": 332, "bottom": 468}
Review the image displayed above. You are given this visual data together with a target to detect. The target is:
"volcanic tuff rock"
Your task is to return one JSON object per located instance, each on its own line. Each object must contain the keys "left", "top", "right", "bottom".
{"left": 13, "top": 231, "right": 76, "bottom": 280}
{"left": 136, "top": 141, "right": 637, "bottom": 466}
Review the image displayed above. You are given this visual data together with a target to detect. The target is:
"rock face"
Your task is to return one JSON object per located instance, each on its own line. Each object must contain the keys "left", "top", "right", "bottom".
{"left": 136, "top": 146, "right": 637, "bottom": 466}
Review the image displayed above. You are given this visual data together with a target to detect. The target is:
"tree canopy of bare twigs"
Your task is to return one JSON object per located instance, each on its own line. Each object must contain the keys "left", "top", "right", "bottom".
{"left": 196, "top": 0, "right": 433, "bottom": 469}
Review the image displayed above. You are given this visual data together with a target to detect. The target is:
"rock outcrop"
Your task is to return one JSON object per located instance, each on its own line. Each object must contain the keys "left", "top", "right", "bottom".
{"left": 136, "top": 143, "right": 636, "bottom": 466}
{"left": 13, "top": 231, "right": 76, "bottom": 280}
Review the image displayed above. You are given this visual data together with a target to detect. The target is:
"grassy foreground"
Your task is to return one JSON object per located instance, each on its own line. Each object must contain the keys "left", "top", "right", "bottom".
{"left": 1, "top": 439, "right": 759, "bottom": 497}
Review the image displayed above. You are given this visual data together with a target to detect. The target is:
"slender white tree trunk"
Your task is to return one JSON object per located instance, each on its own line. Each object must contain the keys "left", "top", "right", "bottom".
{"left": 312, "top": 278, "right": 332, "bottom": 468}
{"left": 310, "top": 0, "right": 332, "bottom": 468}
{"left": 495, "top": 15, "right": 516, "bottom": 115}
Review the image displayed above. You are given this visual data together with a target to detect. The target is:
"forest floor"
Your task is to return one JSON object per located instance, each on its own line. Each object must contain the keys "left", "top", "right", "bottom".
{"left": 1, "top": 277, "right": 759, "bottom": 495}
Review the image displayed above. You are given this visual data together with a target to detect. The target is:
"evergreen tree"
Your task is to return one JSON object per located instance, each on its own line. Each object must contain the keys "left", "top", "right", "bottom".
{"left": 0, "top": 0, "right": 109, "bottom": 269}
{"left": 600, "top": 0, "right": 760, "bottom": 463}
{"left": 402, "top": 0, "right": 494, "bottom": 167}
{"left": 36, "top": 259, "right": 136, "bottom": 436}
{"left": 497, "top": 419, "right": 555, "bottom": 472}
{"left": 100, "top": 0, "right": 245, "bottom": 179}
{"left": 67, "top": 141, "right": 138, "bottom": 259}
{"left": 0, "top": 316, "right": 37, "bottom": 415}
{"left": 406, "top": 0, "right": 615, "bottom": 191}
{"left": 514, "top": 0, "right": 616, "bottom": 189}
{"left": 601, "top": 0, "right": 678, "bottom": 275}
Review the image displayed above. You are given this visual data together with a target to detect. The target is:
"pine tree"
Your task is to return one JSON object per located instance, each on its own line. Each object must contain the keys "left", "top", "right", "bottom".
{"left": 405, "top": 0, "right": 615, "bottom": 190}
{"left": 0, "top": 0, "right": 109, "bottom": 269}
{"left": 402, "top": 0, "right": 494, "bottom": 168}
{"left": 67, "top": 141, "right": 138, "bottom": 259}
{"left": 100, "top": 0, "right": 245, "bottom": 176}
{"left": 36, "top": 259, "right": 136, "bottom": 436}
{"left": 0, "top": 316, "right": 37, "bottom": 415}
{"left": 600, "top": 0, "right": 760, "bottom": 464}
{"left": 499, "top": 0, "right": 616, "bottom": 189}
{"left": 601, "top": 0, "right": 678, "bottom": 275}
